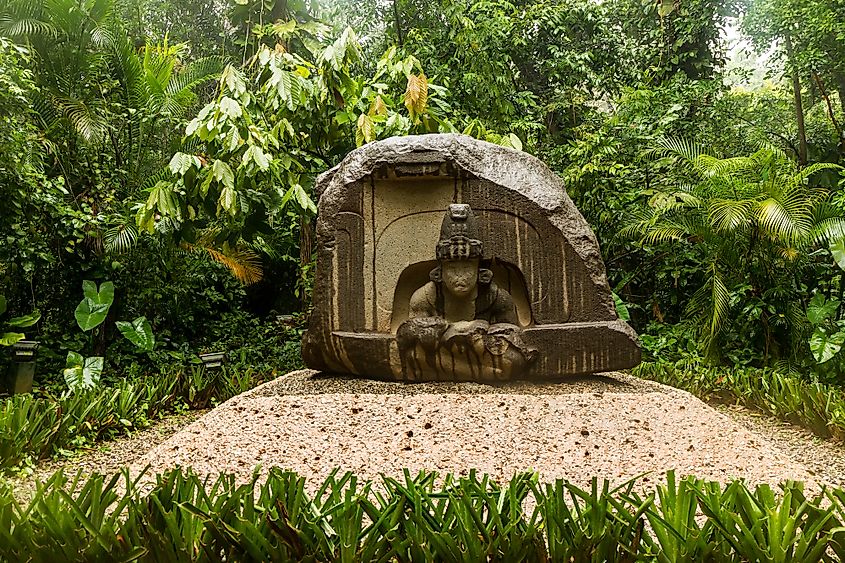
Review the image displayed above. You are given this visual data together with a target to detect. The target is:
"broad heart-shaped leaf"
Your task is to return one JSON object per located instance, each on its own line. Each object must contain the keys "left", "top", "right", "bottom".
{"left": 75, "top": 281, "right": 114, "bottom": 331}
{"left": 0, "top": 295, "right": 6, "bottom": 316}
{"left": 809, "top": 327, "right": 845, "bottom": 363}
{"left": 831, "top": 238, "right": 845, "bottom": 271}
{"left": 7, "top": 311, "right": 41, "bottom": 328}
{"left": 82, "top": 280, "right": 114, "bottom": 305}
{"left": 63, "top": 352, "right": 103, "bottom": 391}
{"left": 0, "top": 332, "right": 24, "bottom": 346}
{"left": 808, "top": 293, "right": 839, "bottom": 325}
{"left": 116, "top": 317, "right": 155, "bottom": 352}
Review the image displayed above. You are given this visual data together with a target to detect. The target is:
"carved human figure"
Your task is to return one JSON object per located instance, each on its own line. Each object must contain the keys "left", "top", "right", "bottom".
{"left": 395, "top": 204, "right": 536, "bottom": 381}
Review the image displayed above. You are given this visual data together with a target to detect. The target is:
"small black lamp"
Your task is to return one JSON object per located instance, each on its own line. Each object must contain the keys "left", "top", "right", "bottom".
{"left": 4, "top": 340, "right": 39, "bottom": 395}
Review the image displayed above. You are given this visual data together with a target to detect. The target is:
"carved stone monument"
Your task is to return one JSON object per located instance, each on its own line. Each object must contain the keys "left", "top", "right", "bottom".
{"left": 302, "top": 134, "right": 640, "bottom": 381}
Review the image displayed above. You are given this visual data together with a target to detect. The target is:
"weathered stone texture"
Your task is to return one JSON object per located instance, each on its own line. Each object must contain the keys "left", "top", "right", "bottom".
{"left": 302, "top": 133, "right": 640, "bottom": 380}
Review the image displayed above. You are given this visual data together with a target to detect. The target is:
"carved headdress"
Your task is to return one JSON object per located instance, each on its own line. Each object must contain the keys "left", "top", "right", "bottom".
{"left": 431, "top": 204, "right": 493, "bottom": 283}
{"left": 436, "top": 204, "right": 483, "bottom": 260}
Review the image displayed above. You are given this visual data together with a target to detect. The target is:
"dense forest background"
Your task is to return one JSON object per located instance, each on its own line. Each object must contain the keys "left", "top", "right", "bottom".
{"left": 1, "top": 0, "right": 844, "bottom": 387}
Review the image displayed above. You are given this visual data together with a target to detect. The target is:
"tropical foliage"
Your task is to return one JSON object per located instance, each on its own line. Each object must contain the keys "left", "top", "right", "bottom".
{"left": 0, "top": 0, "right": 844, "bottom": 492}
{"left": 622, "top": 139, "right": 843, "bottom": 358}
{"left": 2, "top": 466, "right": 845, "bottom": 561}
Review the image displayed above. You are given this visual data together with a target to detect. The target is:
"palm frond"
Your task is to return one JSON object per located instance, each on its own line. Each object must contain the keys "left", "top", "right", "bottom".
{"left": 203, "top": 246, "right": 263, "bottom": 285}
{"left": 104, "top": 222, "right": 138, "bottom": 254}
{"left": 810, "top": 217, "right": 845, "bottom": 245}
{"left": 686, "top": 262, "right": 730, "bottom": 357}
{"left": 646, "top": 136, "right": 707, "bottom": 163}
{"left": 756, "top": 197, "right": 806, "bottom": 245}
{"left": 51, "top": 95, "right": 108, "bottom": 143}
{"left": 708, "top": 198, "right": 755, "bottom": 233}
{"left": 166, "top": 56, "right": 224, "bottom": 96}
{"left": 0, "top": 0, "right": 54, "bottom": 37}
{"left": 786, "top": 162, "right": 842, "bottom": 190}
{"left": 640, "top": 223, "right": 690, "bottom": 245}
{"left": 0, "top": 16, "right": 55, "bottom": 37}
{"left": 182, "top": 229, "right": 264, "bottom": 285}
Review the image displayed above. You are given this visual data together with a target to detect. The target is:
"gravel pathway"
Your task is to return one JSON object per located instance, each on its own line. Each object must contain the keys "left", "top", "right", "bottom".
{"left": 712, "top": 403, "right": 845, "bottom": 487}
{"left": 9, "top": 371, "right": 844, "bottom": 498}
{"left": 134, "top": 370, "right": 825, "bottom": 491}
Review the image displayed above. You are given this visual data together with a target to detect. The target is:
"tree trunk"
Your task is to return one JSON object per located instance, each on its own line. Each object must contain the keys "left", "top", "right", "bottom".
{"left": 812, "top": 73, "right": 845, "bottom": 156}
{"left": 270, "top": 0, "right": 288, "bottom": 23}
{"left": 299, "top": 216, "right": 314, "bottom": 311}
{"left": 393, "top": 0, "right": 403, "bottom": 46}
{"left": 785, "top": 34, "right": 808, "bottom": 165}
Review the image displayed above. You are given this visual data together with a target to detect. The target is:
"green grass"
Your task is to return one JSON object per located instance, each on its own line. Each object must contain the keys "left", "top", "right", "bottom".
{"left": 1, "top": 467, "right": 844, "bottom": 561}
{"left": 633, "top": 361, "right": 845, "bottom": 441}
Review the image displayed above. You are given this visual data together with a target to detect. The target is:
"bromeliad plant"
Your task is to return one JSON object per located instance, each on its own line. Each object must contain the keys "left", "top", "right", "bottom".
{"left": 1, "top": 467, "right": 844, "bottom": 561}
{"left": 634, "top": 360, "right": 845, "bottom": 440}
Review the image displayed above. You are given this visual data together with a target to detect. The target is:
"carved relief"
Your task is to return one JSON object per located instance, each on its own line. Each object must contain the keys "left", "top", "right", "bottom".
{"left": 302, "top": 134, "right": 641, "bottom": 381}
{"left": 393, "top": 204, "right": 537, "bottom": 381}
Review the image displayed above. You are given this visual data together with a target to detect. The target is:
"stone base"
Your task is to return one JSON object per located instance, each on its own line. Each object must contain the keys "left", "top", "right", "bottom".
{"left": 307, "top": 321, "right": 640, "bottom": 382}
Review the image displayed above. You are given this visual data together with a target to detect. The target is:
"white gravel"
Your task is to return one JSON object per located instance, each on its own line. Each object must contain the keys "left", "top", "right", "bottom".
{"left": 135, "top": 370, "right": 818, "bottom": 490}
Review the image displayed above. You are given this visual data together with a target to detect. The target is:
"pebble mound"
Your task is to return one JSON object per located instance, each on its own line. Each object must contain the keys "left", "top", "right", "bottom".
{"left": 136, "top": 370, "right": 815, "bottom": 489}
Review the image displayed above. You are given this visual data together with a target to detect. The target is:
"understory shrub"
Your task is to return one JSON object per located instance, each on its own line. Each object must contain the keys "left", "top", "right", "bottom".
{"left": 0, "top": 359, "right": 299, "bottom": 471}
{"left": 634, "top": 361, "right": 845, "bottom": 441}
{"left": 1, "top": 467, "right": 844, "bottom": 561}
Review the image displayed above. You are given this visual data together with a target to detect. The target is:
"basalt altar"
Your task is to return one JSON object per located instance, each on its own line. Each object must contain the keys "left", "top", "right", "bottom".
{"left": 302, "top": 134, "right": 640, "bottom": 381}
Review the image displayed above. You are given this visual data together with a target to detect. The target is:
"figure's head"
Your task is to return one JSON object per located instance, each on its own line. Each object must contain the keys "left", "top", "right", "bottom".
{"left": 430, "top": 204, "right": 493, "bottom": 292}
{"left": 441, "top": 259, "right": 479, "bottom": 297}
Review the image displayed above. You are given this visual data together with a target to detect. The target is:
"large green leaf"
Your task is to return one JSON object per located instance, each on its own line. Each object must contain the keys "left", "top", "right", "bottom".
{"left": 0, "top": 332, "right": 24, "bottom": 346}
{"left": 831, "top": 238, "right": 845, "bottom": 271}
{"left": 807, "top": 293, "right": 838, "bottom": 325}
{"left": 116, "top": 316, "right": 155, "bottom": 352}
{"left": 7, "top": 311, "right": 41, "bottom": 328}
{"left": 75, "top": 281, "right": 115, "bottom": 331}
{"left": 63, "top": 352, "right": 103, "bottom": 391}
{"left": 809, "top": 328, "right": 845, "bottom": 363}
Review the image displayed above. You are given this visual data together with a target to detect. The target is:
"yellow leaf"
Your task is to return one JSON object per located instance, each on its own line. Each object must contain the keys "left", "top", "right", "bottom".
{"left": 356, "top": 113, "right": 375, "bottom": 146}
{"left": 369, "top": 95, "right": 387, "bottom": 117}
{"left": 404, "top": 72, "right": 428, "bottom": 121}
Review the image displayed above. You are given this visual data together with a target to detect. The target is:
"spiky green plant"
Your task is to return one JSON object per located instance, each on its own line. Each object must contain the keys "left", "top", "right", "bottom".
{"left": 2, "top": 467, "right": 845, "bottom": 561}
{"left": 622, "top": 138, "right": 844, "bottom": 358}
{"left": 633, "top": 361, "right": 845, "bottom": 441}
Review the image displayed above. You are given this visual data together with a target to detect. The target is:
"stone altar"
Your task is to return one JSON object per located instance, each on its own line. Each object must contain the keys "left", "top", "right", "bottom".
{"left": 302, "top": 134, "right": 640, "bottom": 381}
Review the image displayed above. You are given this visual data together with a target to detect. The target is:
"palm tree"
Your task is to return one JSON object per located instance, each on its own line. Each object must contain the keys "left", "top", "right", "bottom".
{"left": 622, "top": 137, "right": 844, "bottom": 359}
{"left": 0, "top": 0, "right": 222, "bottom": 254}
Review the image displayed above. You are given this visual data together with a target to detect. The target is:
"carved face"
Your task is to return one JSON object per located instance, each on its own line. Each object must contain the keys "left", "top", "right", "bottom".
{"left": 441, "top": 259, "right": 479, "bottom": 297}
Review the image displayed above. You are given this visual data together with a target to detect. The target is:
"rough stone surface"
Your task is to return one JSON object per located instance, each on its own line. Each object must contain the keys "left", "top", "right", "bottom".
{"left": 303, "top": 134, "right": 640, "bottom": 380}
{"left": 135, "top": 370, "right": 818, "bottom": 491}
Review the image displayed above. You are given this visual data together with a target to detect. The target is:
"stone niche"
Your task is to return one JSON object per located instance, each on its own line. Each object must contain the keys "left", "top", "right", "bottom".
{"left": 302, "top": 134, "right": 640, "bottom": 381}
